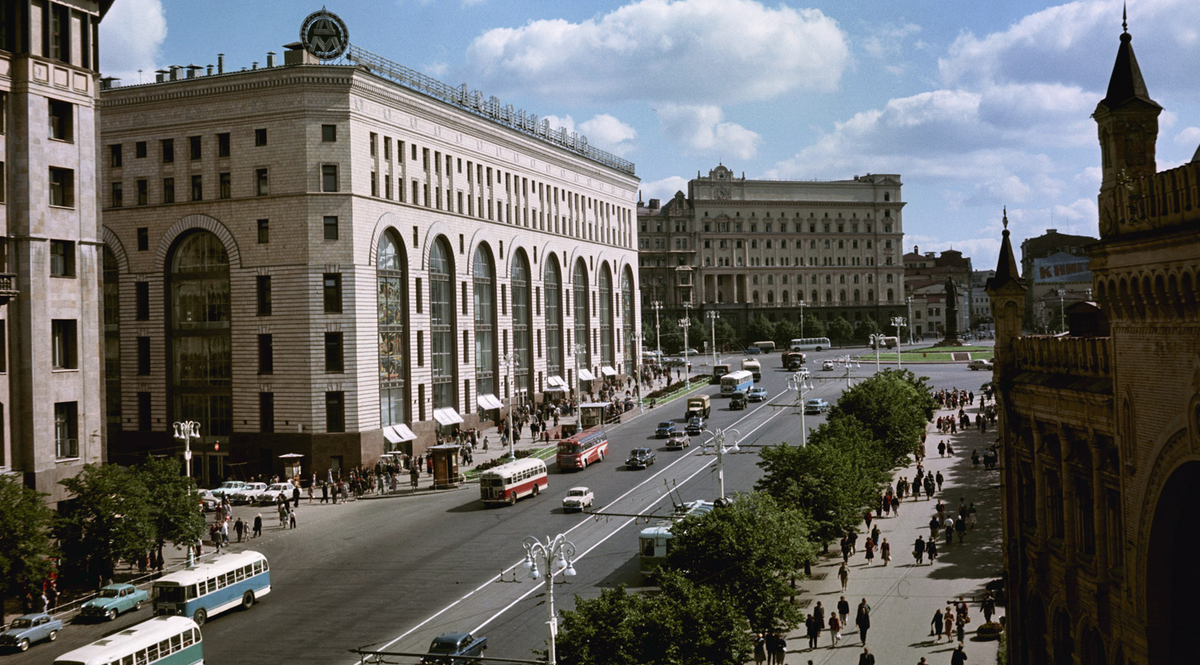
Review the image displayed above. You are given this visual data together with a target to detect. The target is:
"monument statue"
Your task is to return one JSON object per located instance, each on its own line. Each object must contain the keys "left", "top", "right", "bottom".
{"left": 943, "top": 277, "right": 961, "bottom": 344}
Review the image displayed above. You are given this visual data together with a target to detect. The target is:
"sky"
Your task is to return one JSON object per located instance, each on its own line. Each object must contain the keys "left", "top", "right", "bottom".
{"left": 99, "top": 0, "right": 1200, "bottom": 271}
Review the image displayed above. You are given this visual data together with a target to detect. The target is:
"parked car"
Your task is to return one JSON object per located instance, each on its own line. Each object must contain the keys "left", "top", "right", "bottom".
{"left": 626, "top": 448, "right": 656, "bottom": 469}
{"left": 968, "top": 359, "right": 994, "bottom": 370}
{"left": 420, "top": 632, "right": 488, "bottom": 665}
{"left": 822, "top": 360, "right": 835, "bottom": 371}
{"left": 682, "top": 348, "right": 699, "bottom": 356}
{"left": 804, "top": 398, "right": 831, "bottom": 414}
{"left": 730, "top": 391, "right": 748, "bottom": 410}
{"left": 228, "top": 482, "right": 268, "bottom": 505}
{"left": 685, "top": 416, "right": 705, "bottom": 435}
{"left": 666, "top": 431, "right": 691, "bottom": 450}
{"left": 256, "top": 481, "right": 299, "bottom": 505}
{"left": 748, "top": 387, "right": 769, "bottom": 402}
{"left": 745, "top": 346, "right": 762, "bottom": 355}
{"left": 655, "top": 421, "right": 677, "bottom": 438}
{"left": 208, "top": 480, "right": 247, "bottom": 498}
{"left": 80, "top": 583, "right": 149, "bottom": 622}
{"left": 562, "top": 487, "right": 594, "bottom": 512}
{"left": 0, "top": 613, "right": 62, "bottom": 652}
{"left": 197, "top": 490, "right": 219, "bottom": 512}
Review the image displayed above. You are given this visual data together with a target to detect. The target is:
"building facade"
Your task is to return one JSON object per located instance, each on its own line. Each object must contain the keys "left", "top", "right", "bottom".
{"left": 638, "top": 165, "right": 906, "bottom": 339}
{"left": 902, "top": 247, "right": 973, "bottom": 340}
{"left": 98, "top": 34, "right": 640, "bottom": 484}
{"left": 1020, "top": 228, "right": 1096, "bottom": 333}
{"left": 991, "top": 19, "right": 1200, "bottom": 665}
{"left": 1, "top": 0, "right": 111, "bottom": 504}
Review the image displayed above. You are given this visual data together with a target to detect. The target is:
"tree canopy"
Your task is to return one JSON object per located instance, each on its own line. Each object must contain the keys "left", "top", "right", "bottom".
{"left": 830, "top": 369, "right": 934, "bottom": 462}
{"left": 57, "top": 464, "right": 155, "bottom": 585}
{"left": 0, "top": 475, "right": 57, "bottom": 624}
{"left": 853, "top": 318, "right": 881, "bottom": 343}
{"left": 827, "top": 316, "right": 854, "bottom": 343}
{"left": 801, "top": 316, "right": 826, "bottom": 338}
{"left": 773, "top": 319, "right": 800, "bottom": 347}
{"left": 745, "top": 315, "right": 776, "bottom": 346}
{"left": 140, "top": 456, "right": 206, "bottom": 549}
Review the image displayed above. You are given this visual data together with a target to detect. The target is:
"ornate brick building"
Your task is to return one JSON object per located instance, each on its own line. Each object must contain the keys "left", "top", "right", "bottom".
{"left": 990, "top": 16, "right": 1200, "bottom": 665}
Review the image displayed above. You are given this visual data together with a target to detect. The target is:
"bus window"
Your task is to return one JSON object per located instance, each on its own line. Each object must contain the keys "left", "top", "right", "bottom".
{"left": 641, "top": 538, "right": 655, "bottom": 557}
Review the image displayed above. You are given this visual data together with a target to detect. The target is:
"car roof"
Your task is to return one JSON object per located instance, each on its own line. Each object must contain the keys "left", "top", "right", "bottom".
{"left": 433, "top": 632, "right": 471, "bottom": 643}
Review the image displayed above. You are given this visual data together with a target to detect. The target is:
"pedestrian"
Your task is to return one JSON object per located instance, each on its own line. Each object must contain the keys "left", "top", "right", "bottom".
{"left": 807, "top": 613, "right": 820, "bottom": 649}
{"left": 829, "top": 614, "right": 841, "bottom": 646}
{"left": 234, "top": 517, "right": 245, "bottom": 543}
{"left": 913, "top": 535, "right": 926, "bottom": 564}
{"left": 864, "top": 537, "right": 875, "bottom": 565}
{"left": 772, "top": 633, "right": 787, "bottom": 665}
{"left": 944, "top": 610, "right": 955, "bottom": 643}
{"left": 968, "top": 502, "right": 977, "bottom": 529}
{"left": 410, "top": 466, "right": 420, "bottom": 491}
{"left": 951, "top": 643, "right": 968, "bottom": 665}
{"left": 925, "top": 476, "right": 935, "bottom": 499}
{"left": 946, "top": 518, "right": 955, "bottom": 545}
{"left": 278, "top": 502, "right": 287, "bottom": 527}
{"left": 754, "top": 633, "right": 767, "bottom": 665}
{"left": 813, "top": 601, "right": 825, "bottom": 636}
{"left": 841, "top": 537, "right": 851, "bottom": 563}
{"left": 863, "top": 509, "right": 873, "bottom": 530}
{"left": 855, "top": 598, "right": 871, "bottom": 644}
{"left": 321, "top": 482, "right": 329, "bottom": 504}
{"left": 289, "top": 506, "right": 297, "bottom": 529}
{"left": 880, "top": 538, "right": 891, "bottom": 566}
{"left": 918, "top": 658, "right": 928, "bottom": 665}
{"left": 932, "top": 607, "right": 945, "bottom": 642}
{"left": 936, "top": 470, "right": 944, "bottom": 491}
{"left": 252, "top": 513, "right": 263, "bottom": 538}
{"left": 891, "top": 494, "right": 901, "bottom": 516}
{"left": 930, "top": 515, "right": 941, "bottom": 539}
{"left": 838, "top": 561, "right": 850, "bottom": 592}
{"left": 870, "top": 524, "right": 880, "bottom": 545}
{"left": 972, "top": 449, "right": 980, "bottom": 466}
{"left": 938, "top": 440, "right": 946, "bottom": 457}
{"left": 956, "top": 516, "right": 967, "bottom": 543}
{"left": 858, "top": 647, "right": 875, "bottom": 665}
{"left": 982, "top": 592, "right": 996, "bottom": 623}
{"left": 292, "top": 485, "right": 301, "bottom": 508}
{"left": 957, "top": 611, "right": 966, "bottom": 643}
{"left": 46, "top": 582, "right": 58, "bottom": 611}
{"left": 926, "top": 538, "right": 938, "bottom": 563}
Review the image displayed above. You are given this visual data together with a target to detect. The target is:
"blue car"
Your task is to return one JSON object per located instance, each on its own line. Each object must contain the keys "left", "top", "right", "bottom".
{"left": 655, "top": 421, "right": 677, "bottom": 438}
{"left": 0, "top": 613, "right": 62, "bottom": 652}
{"left": 421, "top": 632, "right": 488, "bottom": 665}
{"left": 80, "top": 583, "right": 149, "bottom": 621}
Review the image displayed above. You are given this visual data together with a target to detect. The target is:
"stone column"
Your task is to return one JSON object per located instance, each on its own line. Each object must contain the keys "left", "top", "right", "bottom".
{"left": 1059, "top": 425, "right": 1078, "bottom": 567}
{"left": 1031, "top": 423, "right": 1049, "bottom": 545}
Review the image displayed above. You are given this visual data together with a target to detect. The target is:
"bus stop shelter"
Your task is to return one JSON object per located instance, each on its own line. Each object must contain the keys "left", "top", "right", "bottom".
{"left": 427, "top": 444, "right": 461, "bottom": 489}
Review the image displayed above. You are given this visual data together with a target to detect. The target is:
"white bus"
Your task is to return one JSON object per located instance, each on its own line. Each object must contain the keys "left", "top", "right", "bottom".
{"left": 152, "top": 550, "right": 270, "bottom": 626}
{"left": 790, "top": 337, "right": 832, "bottom": 352}
{"left": 741, "top": 358, "right": 762, "bottom": 381}
{"left": 480, "top": 457, "right": 548, "bottom": 506}
{"left": 54, "top": 615, "right": 202, "bottom": 665}
{"left": 720, "top": 370, "right": 754, "bottom": 396}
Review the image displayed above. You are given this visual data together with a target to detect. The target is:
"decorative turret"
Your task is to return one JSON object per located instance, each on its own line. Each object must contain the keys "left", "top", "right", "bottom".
{"left": 987, "top": 208, "right": 1028, "bottom": 364}
{"left": 1094, "top": 7, "right": 1162, "bottom": 202}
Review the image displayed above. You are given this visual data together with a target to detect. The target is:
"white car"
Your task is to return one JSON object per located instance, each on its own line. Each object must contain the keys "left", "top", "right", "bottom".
{"left": 256, "top": 482, "right": 298, "bottom": 505}
{"left": 208, "top": 480, "right": 247, "bottom": 498}
{"left": 794, "top": 367, "right": 810, "bottom": 379}
{"left": 197, "top": 490, "right": 219, "bottom": 512}
{"left": 562, "top": 487, "right": 594, "bottom": 512}
{"left": 968, "top": 359, "right": 994, "bottom": 370}
{"left": 822, "top": 360, "right": 835, "bottom": 371}
{"left": 228, "top": 482, "right": 268, "bottom": 505}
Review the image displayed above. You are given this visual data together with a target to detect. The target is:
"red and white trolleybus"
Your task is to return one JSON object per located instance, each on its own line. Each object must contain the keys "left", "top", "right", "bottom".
{"left": 556, "top": 427, "right": 609, "bottom": 471}
{"left": 479, "top": 458, "right": 548, "bottom": 506}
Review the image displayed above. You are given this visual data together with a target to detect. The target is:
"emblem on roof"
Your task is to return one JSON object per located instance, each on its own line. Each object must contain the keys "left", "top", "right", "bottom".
{"left": 300, "top": 8, "right": 349, "bottom": 60}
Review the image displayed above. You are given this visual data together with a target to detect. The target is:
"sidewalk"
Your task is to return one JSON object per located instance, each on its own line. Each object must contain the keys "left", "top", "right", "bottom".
{"left": 779, "top": 398, "right": 1005, "bottom": 665}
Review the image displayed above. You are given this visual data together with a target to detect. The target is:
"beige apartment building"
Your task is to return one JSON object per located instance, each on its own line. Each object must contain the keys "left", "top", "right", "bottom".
{"left": 2, "top": 0, "right": 111, "bottom": 504}
{"left": 98, "top": 38, "right": 640, "bottom": 483}
{"left": 638, "top": 165, "right": 906, "bottom": 337}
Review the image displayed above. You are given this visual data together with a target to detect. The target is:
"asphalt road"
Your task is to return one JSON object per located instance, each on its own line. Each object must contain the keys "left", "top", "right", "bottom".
{"left": 10, "top": 343, "right": 996, "bottom": 665}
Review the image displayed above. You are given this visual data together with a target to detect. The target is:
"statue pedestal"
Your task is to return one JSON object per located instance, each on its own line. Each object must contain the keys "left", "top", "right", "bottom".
{"left": 939, "top": 337, "right": 965, "bottom": 347}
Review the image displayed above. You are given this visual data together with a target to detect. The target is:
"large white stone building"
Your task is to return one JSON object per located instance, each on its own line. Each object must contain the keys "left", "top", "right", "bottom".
{"left": 98, "top": 29, "right": 640, "bottom": 483}
{"left": 2, "top": 0, "right": 112, "bottom": 504}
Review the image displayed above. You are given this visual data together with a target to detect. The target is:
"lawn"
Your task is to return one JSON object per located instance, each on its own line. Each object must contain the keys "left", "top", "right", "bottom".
{"left": 857, "top": 344, "right": 994, "bottom": 363}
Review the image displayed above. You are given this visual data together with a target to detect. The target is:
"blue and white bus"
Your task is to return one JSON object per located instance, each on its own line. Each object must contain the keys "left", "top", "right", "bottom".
{"left": 54, "top": 615, "right": 202, "bottom": 665}
{"left": 152, "top": 550, "right": 270, "bottom": 626}
{"left": 720, "top": 370, "right": 754, "bottom": 396}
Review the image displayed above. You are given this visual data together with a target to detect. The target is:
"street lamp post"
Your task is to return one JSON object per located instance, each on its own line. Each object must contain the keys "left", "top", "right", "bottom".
{"left": 868, "top": 333, "right": 882, "bottom": 374}
{"left": 786, "top": 372, "right": 814, "bottom": 447}
{"left": 700, "top": 428, "right": 740, "bottom": 498}
{"left": 798, "top": 300, "right": 807, "bottom": 336}
{"left": 631, "top": 331, "right": 644, "bottom": 407}
{"left": 891, "top": 317, "right": 906, "bottom": 369}
{"left": 906, "top": 296, "right": 915, "bottom": 345}
{"left": 502, "top": 352, "right": 516, "bottom": 460}
{"left": 707, "top": 310, "right": 720, "bottom": 372}
{"left": 523, "top": 534, "right": 578, "bottom": 665}
{"left": 679, "top": 314, "right": 691, "bottom": 390}
{"left": 573, "top": 342, "right": 587, "bottom": 403}
{"left": 173, "top": 420, "right": 200, "bottom": 481}
{"left": 651, "top": 301, "right": 663, "bottom": 367}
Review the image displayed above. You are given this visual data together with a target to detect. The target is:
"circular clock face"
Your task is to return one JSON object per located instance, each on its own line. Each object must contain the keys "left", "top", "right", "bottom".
{"left": 716, "top": 187, "right": 730, "bottom": 199}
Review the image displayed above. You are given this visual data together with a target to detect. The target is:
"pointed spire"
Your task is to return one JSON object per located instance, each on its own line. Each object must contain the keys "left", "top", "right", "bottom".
{"left": 1122, "top": 2, "right": 1128, "bottom": 33}
{"left": 987, "top": 207, "right": 1023, "bottom": 293}
{"left": 1100, "top": 6, "right": 1161, "bottom": 110}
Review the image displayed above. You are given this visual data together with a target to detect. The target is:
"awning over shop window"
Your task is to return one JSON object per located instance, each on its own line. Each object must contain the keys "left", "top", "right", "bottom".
{"left": 547, "top": 375, "right": 566, "bottom": 388}
{"left": 383, "top": 424, "right": 419, "bottom": 443}
{"left": 477, "top": 394, "right": 504, "bottom": 410}
{"left": 433, "top": 408, "right": 464, "bottom": 426}
{"left": 578, "top": 369, "right": 596, "bottom": 382}
{"left": 601, "top": 366, "right": 618, "bottom": 376}
{"left": 579, "top": 402, "right": 612, "bottom": 409}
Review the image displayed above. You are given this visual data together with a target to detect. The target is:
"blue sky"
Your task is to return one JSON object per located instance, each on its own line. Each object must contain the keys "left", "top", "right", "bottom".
{"left": 100, "top": 0, "right": 1200, "bottom": 271}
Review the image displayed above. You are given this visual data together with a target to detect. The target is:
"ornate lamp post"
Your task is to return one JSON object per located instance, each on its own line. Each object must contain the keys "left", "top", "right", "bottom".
{"left": 707, "top": 310, "right": 720, "bottom": 372}
{"left": 651, "top": 301, "right": 663, "bottom": 367}
{"left": 1058, "top": 288, "right": 1066, "bottom": 333}
{"left": 502, "top": 352, "right": 516, "bottom": 460}
{"left": 679, "top": 314, "right": 691, "bottom": 390}
{"left": 906, "top": 295, "right": 915, "bottom": 345}
{"left": 798, "top": 299, "right": 807, "bottom": 336}
{"left": 786, "top": 372, "right": 814, "bottom": 447}
{"left": 523, "top": 534, "right": 578, "bottom": 665}
{"left": 700, "top": 428, "right": 740, "bottom": 498}
{"left": 173, "top": 420, "right": 201, "bottom": 481}
{"left": 891, "top": 316, "right": 906, "bottom": 369}
{"left": 868, "top": 333, "right": 883, "bottom": 374}
{"left": 631, "top": 331, "right": 644, "bottom": 407}
{"left": 573, "top": 342, "right": 587, "bottom": 402}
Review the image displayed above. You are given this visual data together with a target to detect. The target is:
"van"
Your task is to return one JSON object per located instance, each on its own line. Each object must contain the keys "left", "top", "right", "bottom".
{"left": 730, "top": 391, "right": 748, "bottom": 410}
{"left": 870, "top": 336, "right": 900, "bottom": 349}
{"left": 685, "top": 394, "right": 711, "bottom": 419}
{"left": 753, "top": 341, "right": 776, "bottom": 354}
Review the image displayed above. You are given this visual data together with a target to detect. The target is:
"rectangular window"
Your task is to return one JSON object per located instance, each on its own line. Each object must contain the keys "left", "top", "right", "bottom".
{"left": 136, "top": 336, "right": 150, "bottom": 375}
{"left": 111, "top": 181, "right": 123, "bottom": 207}
{"left": 325, "top": 392, "right": 345, "bottom": 432}
{"left": 369, "top": 132, "right": 377, "bottom": 156}
{"left": 417, "top": 330, "right": 424, "bottom": 365}
{"left": 191, "top": 175, "right": 202, "bottom": 201}
{"left": 137, "top": 179, "right": 148, "bottom": 205}
{"left": 323, "top": 274, "right": 342, "bottom": 313}
{"left": 218, "top": 172, "right": 231, "bottom": 199}
{"left": 324, "top": 332, "right": 344, "bottom": 373}
{"left": 255, "top": 128, "right": 267, "bottom": 146}
{"left": 135, "top": 282, "right": 150, "bottom": 320}
{"left": 254, "top": 168, "right": 268, "bottom": 196}
{"left": 217, "top": 132, "right": 230, "bottom": 157}
{"left": 51, "top": 320, "right": 77, "bottom": 369}
{"left": 384, "top": 137, "right": 391, "bottom": 159}
{"left": 385, "top": 177, "right": 392, "bottom": 200}
{"left": 256, "top": 276, "right": 272, "bottom": 315}
{"left": 110, "top": 144, "right": 123, "bottom": 167}
{"left": 55, "top": 402, "right": 78, "bottom": 459}
{"left": 48, "top": 99, "right": 72, "bottom": 141}
{"left": 321, "top": 124, "right": 337, "bottom": 142}
{"left": 50, "top": 240, "right": 75, "bottom": 277}
{"left": 161, "top": 138, "right": 174, "bottom": 163}
{"left": 136, "top": 141, "right": 147, "bottom": 158}
{"left": 137, "top": 393, "right": 151, "bottom": 432}
{"left": 322, "top": 165, "right": 338, "bottom": 192}
{"left": 260, "top": 393, "right": 275, "bottom": 433}
{"left": 49, "top": 168, "right": 74, "bottom": 207}
{"left": 0, "top": 161, "right": 5, "bottom": 203}
{"left": 189, "top": 135, "right": 201, "bottom": 160}
{"left": 257, "top": 219, "right": 269, "bottom": 244}
{"left": 324, "top": 216, "right": 338, "bottom": 240}
{"left": 49, "top": 3, "right": 70, "bottom": 61}
{"left": 163, "top": 177, "right": 175, "bottom": 203}
{"left": 258, "top": 334, "right": 273, "bottom": 374}
{"left": 371, "top": 171, "right": 377, "bottom": 197}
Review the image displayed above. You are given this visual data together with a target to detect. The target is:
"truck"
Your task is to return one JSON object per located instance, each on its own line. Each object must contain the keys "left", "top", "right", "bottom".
{"left": 685, "top": 394, "right": 711, "bottom": 419}
{"left": 711, "top": 363, "right": 731, "bottom": 385}
{"left": 730, "top": 390, "right": 748, "bottom": 410}
{"left": 782, "top": 351, "right": 806, "bottom": 370}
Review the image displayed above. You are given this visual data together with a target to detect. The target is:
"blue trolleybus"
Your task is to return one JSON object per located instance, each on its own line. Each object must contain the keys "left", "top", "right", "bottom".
{"left": 720, "top": 370, "right": 754, "bottom": 396}
{"left": 54, "top": 615, "right": 202, "bottom": 665}
{"left": 152, "top": 550, "right": 270, "bottom": 626}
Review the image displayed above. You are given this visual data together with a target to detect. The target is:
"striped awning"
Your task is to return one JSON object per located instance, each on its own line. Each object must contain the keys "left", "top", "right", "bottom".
{"left": 477, "top": 394, "right": 504, "bottom": 410}
{"left": 578, "top": 369, "right": 596, "bottom": 381}
{"left": 433, "top": 408, "right": 464, "bottom": 426}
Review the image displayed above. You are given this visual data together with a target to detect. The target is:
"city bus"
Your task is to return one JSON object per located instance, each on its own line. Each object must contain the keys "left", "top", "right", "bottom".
{"left": 711, "top": 363, "right": 731, "bottom": 384}
{"left": 480, "top": 457, "right": 548, "bottom": 506}
{"left": 752, "top": 340, "right": 776, "bottom": 354}
{"left": 639, "top": 500, "right": 716, "bottom": 578}
{"left": 152, "top": 550, "right": 270, "bottom": 626}
{"left": 790, "top": 337, "right": 832, "bottom": 352}
{"left": 54, "top": 615, "right": 203, "bottom": 665}
{"left": 720, "top": 370, "right": 754, "bottom": 396}
{"left": 741, "top": 358, "right": 762, "bottom": 381}
{"left": 556, "top": 427, "right": 609, "bottom": 470}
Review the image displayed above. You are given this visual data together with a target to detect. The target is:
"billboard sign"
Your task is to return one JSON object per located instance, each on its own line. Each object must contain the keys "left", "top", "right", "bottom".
{"left": 1034, "top": 252, "right": 1091, "bottom": 284}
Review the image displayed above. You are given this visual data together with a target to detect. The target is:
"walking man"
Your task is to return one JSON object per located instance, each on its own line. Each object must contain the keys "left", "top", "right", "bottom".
{"left": 880, "top": 538, "right": 891, "bottom": 566}
{"left": 914, "top": 535, "right": 926, "bottom": 564}
{"left": 838, "top": 561, "right": 850, "bottom": 592}
{"left": 838, "top": 596, "right": 850, "bottom": 630}
{"left": 855, "top": 598, "right": 871, "bottom": 644}
{"left": 234, "top": 517, "right": 245, "bottom": 543}
{"left": 252, "top": 513, "right": 263, "bottom": 538}
{"left": 858, "top": 646, "right": 875, "bottom": 665}
{"left": 951, "top": 644, "right": 968, "bottom": 665}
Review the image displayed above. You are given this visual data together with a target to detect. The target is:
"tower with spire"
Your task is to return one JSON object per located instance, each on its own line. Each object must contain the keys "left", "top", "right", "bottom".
{"left": 986, "top": 208, "right": 1026, "bottom": 366}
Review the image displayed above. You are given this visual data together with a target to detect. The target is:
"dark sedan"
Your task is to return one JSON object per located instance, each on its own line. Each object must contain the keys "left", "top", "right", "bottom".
{"left": 626, "top": 447, "right": 657, "bottom": 469}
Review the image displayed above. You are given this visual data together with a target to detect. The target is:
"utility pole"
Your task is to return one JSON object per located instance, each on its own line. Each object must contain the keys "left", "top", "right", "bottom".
{"left": 707, "top": 310, "right": 720, "bottom": 373}
{"left": 906, "top": 295, "right": 915, "bottom": 345}
{"left": 786, "top": 372, "right": 813, "bottom": 447}
{"left": 651, "top": 301, "right": 663, "bottom": 368}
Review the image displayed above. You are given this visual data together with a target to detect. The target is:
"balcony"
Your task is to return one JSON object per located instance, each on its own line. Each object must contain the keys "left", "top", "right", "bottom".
{"left": 1012, "top": 335, "right": 1112, "bottom": 380}
{"left": 0, "top": 273, "right": 17, "bottom": 305}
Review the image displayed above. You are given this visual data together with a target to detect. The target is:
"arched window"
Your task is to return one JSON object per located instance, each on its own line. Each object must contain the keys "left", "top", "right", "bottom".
{"left": 168, "top": 231, "right": 232, "bottom": 447}
{"left": 854, "top": 290, "right": 861, "bottom": 302}
{"left": 103, "top": 248, "right": 122, "bottom": 433}
{"left": 825, "top": 290, "right": 832, "bottom": 302}
{"left": 545, "top": 257, "right": 564, "bottom": 381}
{"left": 378, "top": 232, "right": 409, "bottom": 438}
{"left": 473, "top": 245, "right": 497, "bottom": 414}
{"left": 621, "top": 268, "right": 635, "bottom": 379}
{"left": 512, "top": 250, "right": 532, "bottom": 401}
{"left": 840, "top": 290, "right": 847, "bottom": 303}
{"left": 767, "top": 291, "right": 774, "bottom": 304}
{"left": 811, "top": 290, "right": 818, "bottom": 303}
{"left": 599, "top": 264, "right": 614, "bottom": 369}
{"left": 573, "top": 259, "right": 590, "bottom": 388}
{"left": 781, "top": 290, "right": 789, "bottom": 304}
{"left": 430, "top": 238, "right": 457, "bottom": 412}
{"left": 887, "top": 288, "right": 894, "bottom": 302}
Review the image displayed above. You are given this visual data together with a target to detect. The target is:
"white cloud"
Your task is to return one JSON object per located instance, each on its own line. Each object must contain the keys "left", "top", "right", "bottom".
{"left": 1075, "top": 166, "right": 1103, "bottom": 185}
{"left": 466, "top": 0, "right": 849, "bottom": 104}
{"left": 424, "top": 61, "right": 449, "bottom": 77}
{"left": 1174, "top": 127, "right": 1200, "bottom": 145}
{"left": 641, "top": 176, "right": 691, "bottom": 204}
{"left": 657, "top": 105, "right": 761, "bottom": 160}
{"left": 579, "top": 114, "right": 638, "bottom": 157}
{"left": 862, "top": 21, "right": 922, "bottom": 59}
{"left": 99, "top": 0, "right": 167, "bottom": 85}
{"left": 540, "top": 114, "right": 576, "bottom": 135}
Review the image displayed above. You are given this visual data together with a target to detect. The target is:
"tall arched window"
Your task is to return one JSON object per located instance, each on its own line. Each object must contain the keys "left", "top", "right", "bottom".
{"left": 811, "top": 290, "right": 818, "bottom": 303}
{"left": 473, "top": 244, "right": 496, "bottom": 414}
{"left": 430, "top": 238, "right": 457, "bottom": 412}
{"left": 512, "top": 250, "right": 532, "bottom": 401}
{"left": 103, "top": 247, "right": 121, "bottom": 433}
{"left": 168, "top": 231, "right": 232, "bottom": 445}
{"left": 621, "top": 267, "right": 635, "bottom": 379}
{"left": 599, "top": 264, "right": 614, "bottom": 369}
{"left": 573, "top": 259, "right": 590, "bottom": 387}
{"left": 767, "top": 291, "right": 774, "bottom": 304}
{"left": 546, "top": 257, "right": 564, "bottom": 381}
{"left": 378, "top": 231, "right": 409, "bottom": 436}
{"left": 781, "top": 290, "right": 789, "bottom": 304}
{"left": 868, "top": 289, "right": 875, "bottom": 302}
{"left": 887, "top": 288, "right": 895, "bottom": 302}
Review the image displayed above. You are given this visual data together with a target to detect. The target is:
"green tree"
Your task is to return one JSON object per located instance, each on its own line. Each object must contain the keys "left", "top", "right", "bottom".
{"left": 830, "top": 368, "right": 933, "bottom": 462}
{"left": 774, "top": 319, "right": 800, "bottom": 347}
{"left": 0, "top": 476, "right": 57, "bottom": 624}
{"left": 756, "top": 416, "right": 890, "bottom": 544}
{"left": 665, "top": 492, "right": 817, "bottom": 631}
{"left": 138, "top": 456, "right": 206, "bottom": 552}
{"left": 853, "top": 318, "right": 881, "bottom": 343}
{"left": 745, "top": 314, "right": 776, "bottom": 346}
{"left": 827, "top": 316, "right": 854, "bottom": 344}
{"left": 801, "top": 316, "right": 826, "bottom": 338}
{"left": 57, "top": 464, "right": 155, "bottom": 586}
{"left": 714, "top": 318, "right": 739, "bottom": 351}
